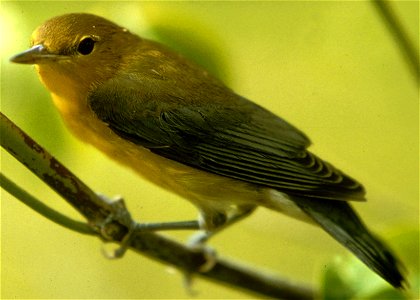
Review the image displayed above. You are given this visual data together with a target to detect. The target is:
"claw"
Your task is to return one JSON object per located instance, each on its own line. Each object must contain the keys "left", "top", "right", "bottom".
{"left": 95, "top": 194, "right": 137, "bottom": 258}
{"left": 101, "top": 242, "right": 126, "bottom": 259}
{"left": 197, "top": 246, "right": 217, "bottom": 272}
{"left": 182, "top": 230, "right": 217, "bottom": 295}
{"left": 187, "top": 232, "right": 217, "bottom": 271}
{"left": 183, "top": 272, "right": 199, "bottom": 296}
{"left": 181, "top": 246, "right": 216, "bottom": 296}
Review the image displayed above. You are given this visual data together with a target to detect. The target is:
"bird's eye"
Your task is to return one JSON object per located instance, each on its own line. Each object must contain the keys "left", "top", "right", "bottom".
{"left": 77, "top": 37, "right": 95, "bottom": 55}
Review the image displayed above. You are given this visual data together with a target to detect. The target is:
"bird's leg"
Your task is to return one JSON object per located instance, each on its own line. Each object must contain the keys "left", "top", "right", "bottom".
{"left": 183, "top": 206, "right": 256, "bottom": 291}
{"left": 96, "top": 194, "right": 200, "bottom": 258}
{"left": 135, "top": 220, "right": 200, "bottom": 231}
{"left": 189, "top": 205, "right": 257, "bottom": 247}
{"left": 95, "top": 195, "right": 256, "bottom": 292}
{"left": 96, "top": 194, "right": 255, "bottom": 264}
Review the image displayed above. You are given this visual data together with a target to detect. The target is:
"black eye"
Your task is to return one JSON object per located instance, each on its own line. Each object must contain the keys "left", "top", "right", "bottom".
{"left": 77, "top": 37, "right": 95, "bottom": 55}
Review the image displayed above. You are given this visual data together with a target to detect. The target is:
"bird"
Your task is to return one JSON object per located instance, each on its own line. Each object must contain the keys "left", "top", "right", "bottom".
{"left": 11, "top": 13, "right": 405, "bottom": 288}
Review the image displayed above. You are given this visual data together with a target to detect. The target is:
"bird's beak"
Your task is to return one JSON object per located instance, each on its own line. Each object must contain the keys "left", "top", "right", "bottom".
{"left": 10, "top": 44, "right": 64, "bottom": 64}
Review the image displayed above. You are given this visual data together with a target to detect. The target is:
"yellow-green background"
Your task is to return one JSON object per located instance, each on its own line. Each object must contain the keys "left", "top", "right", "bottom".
{"left": 1, "top": 1, "right": 418, "bottom": 298}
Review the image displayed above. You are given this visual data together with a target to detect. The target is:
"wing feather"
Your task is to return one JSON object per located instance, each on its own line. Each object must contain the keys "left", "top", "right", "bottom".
{"left": 89, "top": 74, "right": 365, "bottom": 201}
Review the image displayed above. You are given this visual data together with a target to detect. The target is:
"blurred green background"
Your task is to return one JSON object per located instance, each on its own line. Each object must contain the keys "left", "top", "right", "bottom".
{"left": 1, "top": 1, "right": 418, "bottom": 299}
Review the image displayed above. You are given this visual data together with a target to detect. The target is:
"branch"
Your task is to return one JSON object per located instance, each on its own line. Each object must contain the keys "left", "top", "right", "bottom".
{"left": 0, "top": 173, "right": 94, "bottom": 235}
{"left": 0, "top": 112, "right": 316, "bottom": 299}
{"left": 372, "top": 0, "right": 419, "bottom": 80}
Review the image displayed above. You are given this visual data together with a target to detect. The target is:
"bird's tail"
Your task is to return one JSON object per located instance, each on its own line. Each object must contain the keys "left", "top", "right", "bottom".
{"left": 292, "top": 196, "right": 406, "bottom": 289}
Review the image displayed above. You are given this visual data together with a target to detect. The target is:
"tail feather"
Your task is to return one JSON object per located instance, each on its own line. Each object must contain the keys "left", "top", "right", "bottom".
{"left": 293, "top": 197, "right": 406, "bottom": 288}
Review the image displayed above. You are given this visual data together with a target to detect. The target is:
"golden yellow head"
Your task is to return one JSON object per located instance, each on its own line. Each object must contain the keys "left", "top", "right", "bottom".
{"left": 10, "top": 13, "right": 141, "bottom": 97}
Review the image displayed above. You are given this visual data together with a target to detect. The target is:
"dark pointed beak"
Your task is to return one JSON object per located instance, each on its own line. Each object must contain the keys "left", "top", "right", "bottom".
{"left": 10, "top": 44, "right": 64, "bottom": 64}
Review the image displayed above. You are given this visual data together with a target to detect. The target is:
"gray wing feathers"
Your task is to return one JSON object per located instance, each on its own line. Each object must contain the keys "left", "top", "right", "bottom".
{"left": 295, "top": 197, "right": 405, "bottom": 288}
{"left": 88, "top": 75, "right": 365, "bottom": 201}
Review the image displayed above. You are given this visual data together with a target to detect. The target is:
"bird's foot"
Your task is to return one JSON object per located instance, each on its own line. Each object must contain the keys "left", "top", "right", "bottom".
{"left": 95, "top": 194, "right": 137, "bottom": 259}
{"left": 188, "top": 232, "right": 217, "bottom": 272}
{"left": 182, "top": 231, "right": 218, "bottom": 294}
{"left": 96, "top": 194, "right": 204, "bottom": 259}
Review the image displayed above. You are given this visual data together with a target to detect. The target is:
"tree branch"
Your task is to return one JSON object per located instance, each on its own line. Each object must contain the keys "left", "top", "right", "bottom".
{"left": 0, "top": 112, "right": 316, "bottom": 299}
{"left": 0, "top": 173, "right": 94, "bottom": 235}
{"left": 372, "top": 0, "right": 419, "bottom": 80}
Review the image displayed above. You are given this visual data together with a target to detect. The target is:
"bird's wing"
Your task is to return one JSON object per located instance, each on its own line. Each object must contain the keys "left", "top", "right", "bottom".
{"left": 88, "top": 75, "right": 365, "bottom": 201}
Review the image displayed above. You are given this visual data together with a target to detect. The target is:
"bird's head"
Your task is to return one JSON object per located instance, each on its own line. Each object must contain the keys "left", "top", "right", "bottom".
{"left": 11, "top": 13, "right": 141, "bottom": 97}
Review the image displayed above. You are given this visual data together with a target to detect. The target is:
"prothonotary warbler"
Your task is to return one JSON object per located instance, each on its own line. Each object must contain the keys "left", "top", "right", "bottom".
{"left": 11, "top": 13, "right": 406, "bottom": 288}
